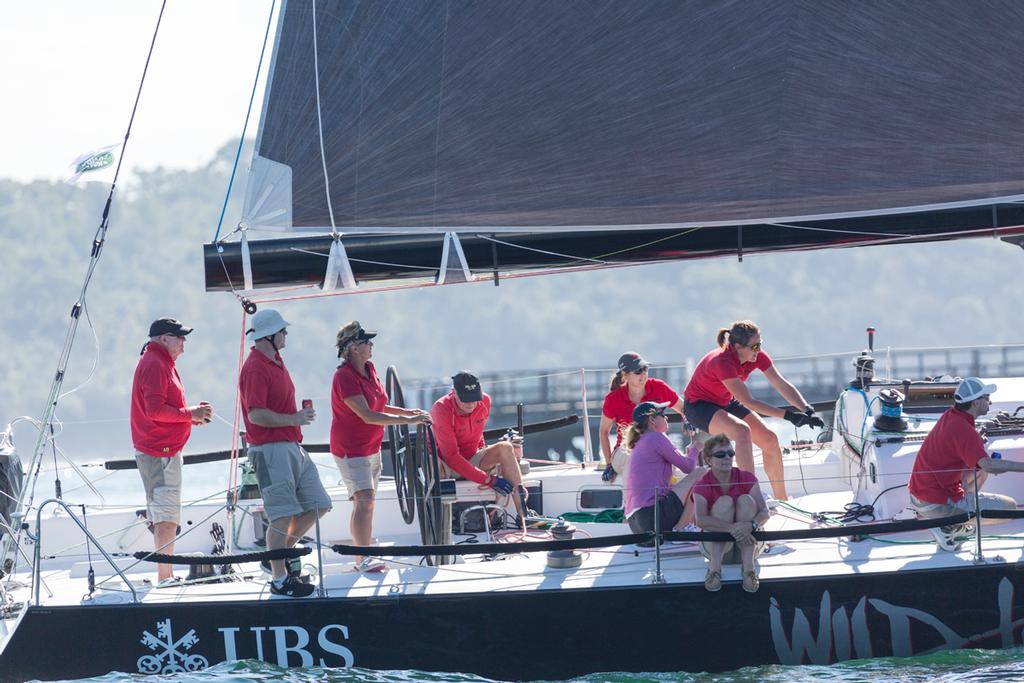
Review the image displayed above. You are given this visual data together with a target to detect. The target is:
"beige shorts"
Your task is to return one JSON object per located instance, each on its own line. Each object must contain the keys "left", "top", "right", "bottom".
{"left": 438, "top": 447, "right": 490, "bottom": 480}
{"left": 249, "top": 441, "right": 332, "bottom": 521}
{"left": 335, "top": 452, "right": 383, "bottom": 498}
{"left": 135, "top": 451, "right": 181, "bottom": 524}
{"left": 611, "top": 445, "right": 630, "bottom": 487}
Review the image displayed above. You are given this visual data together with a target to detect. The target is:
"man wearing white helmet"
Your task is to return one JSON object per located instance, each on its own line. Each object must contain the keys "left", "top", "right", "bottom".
{"left": 909, "top": 377, "right": 1024, "bottom": 550}
{"left": 239, "top": 309, "right": 331, "bottom": 597}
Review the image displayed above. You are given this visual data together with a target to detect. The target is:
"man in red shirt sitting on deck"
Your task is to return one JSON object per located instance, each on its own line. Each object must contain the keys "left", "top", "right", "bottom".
{"left": 908, "top": 377, "right": 1024, "bottom": 550}
{"left": 430, "top": 371, "right": 522, "bottom": 501}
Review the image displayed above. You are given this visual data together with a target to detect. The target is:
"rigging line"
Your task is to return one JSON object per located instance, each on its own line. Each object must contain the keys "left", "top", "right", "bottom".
{"left": 311, "top": 0, "right": 338, "bottom": 236}
{"left": 213, "top": 0, "right": 277, "bottom": 243}
{"left": 288, "top": 246, "right": 441, "bottom": 272}
{"left": 57, "top": 301, "right": 99, "bottom": 401}
{"left": 475, "top": 234, "right": 609, "bottom": 265}
{"left": 11, "top": 0, "right": 168, "bottom": 570}
{"left": 227, "top": 310, "right": 249, "bottom": 510}
{"left": 588, "top": 227, "right": 702, "bottom": 261}
{"left": 766, "top": 222, "right": 913, "bottom": 238}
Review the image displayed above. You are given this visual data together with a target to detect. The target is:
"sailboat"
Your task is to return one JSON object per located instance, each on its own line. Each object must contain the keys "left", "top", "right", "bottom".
{"left": 4, "top": 1, "right": 1024, "bottom": 680}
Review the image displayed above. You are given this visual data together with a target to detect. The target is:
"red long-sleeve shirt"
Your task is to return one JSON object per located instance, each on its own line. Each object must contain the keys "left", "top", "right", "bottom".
{"left": 130, "top": 343, "right": 192, "bottom": 457}
{"left": 430, "top": 392, "right": 491, "bottom": 484}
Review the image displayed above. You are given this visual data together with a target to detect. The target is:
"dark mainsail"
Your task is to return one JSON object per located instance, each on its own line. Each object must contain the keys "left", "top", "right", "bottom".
{"left": 207, "top": 0, "right": 1024, "bottom": 293}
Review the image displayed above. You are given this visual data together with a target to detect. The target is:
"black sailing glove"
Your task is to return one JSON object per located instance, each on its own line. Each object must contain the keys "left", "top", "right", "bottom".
{"left": 783, "top": 409, "right": 809, "bottom": 427}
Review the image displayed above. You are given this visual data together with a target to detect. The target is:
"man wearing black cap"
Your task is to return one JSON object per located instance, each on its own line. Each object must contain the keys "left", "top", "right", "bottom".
{"left": 131, "top": 317, "right": 213, "bottom": 585}
{"left": 431, "top": 371, "right": 523, "bottom": 502}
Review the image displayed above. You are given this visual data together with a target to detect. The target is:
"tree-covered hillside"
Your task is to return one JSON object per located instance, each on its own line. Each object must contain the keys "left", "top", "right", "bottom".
{"left": 2, "top": 141, "right": 1023, "bottom": 460}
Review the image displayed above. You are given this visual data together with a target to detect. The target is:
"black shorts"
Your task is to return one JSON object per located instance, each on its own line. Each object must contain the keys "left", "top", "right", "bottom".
{"left": 683, "top": 398, "right": 751, "bottom": 432}
{"left": 628, "top": 491, "right": 684, "bottom": 534}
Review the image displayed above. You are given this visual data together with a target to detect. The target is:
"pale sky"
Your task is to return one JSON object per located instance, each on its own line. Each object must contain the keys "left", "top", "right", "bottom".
{"left": 0, "top": 0, "right": 278, "bottom": 182}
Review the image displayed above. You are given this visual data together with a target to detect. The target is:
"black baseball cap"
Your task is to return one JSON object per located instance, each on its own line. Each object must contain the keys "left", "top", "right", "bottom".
{"left": 632, "top": 401, "right": 669, "bottom": 424}
{"left": 618, "top": 352, "right": 649, "bottom": 373}
{"left": 149, "top": 318, "right": 193, "bottom": 337}
{"left": 452, "top": 371, "right": 483, "bottom": 402}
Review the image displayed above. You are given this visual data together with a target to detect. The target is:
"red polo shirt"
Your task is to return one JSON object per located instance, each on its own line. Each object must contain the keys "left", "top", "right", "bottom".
{"left": 909, "top": 408, "right": 986, "bottom": 504}
{"left": 239, "top": 347, "right": 302, "bottom": 446}
{"left": 684, "top": 347, "right": 773, "bottom": 407}
{"left": 430, "top": 391, "right": 491, "bottom": 484}
{"left": 331, "top": 361, "right": 388, "bottom": 457}
{"left": 602, "top": 378, "right": 679, "bottom": 450}
{"left": 130, "top": 343, "right": 192, "bottom": 457}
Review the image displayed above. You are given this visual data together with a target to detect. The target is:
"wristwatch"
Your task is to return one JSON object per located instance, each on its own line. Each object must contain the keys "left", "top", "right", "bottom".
{"left": 750, "top": 520, "right": 758, "bottom": 533}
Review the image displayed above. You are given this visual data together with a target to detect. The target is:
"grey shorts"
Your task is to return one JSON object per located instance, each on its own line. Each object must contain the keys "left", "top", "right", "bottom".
{"left": 911, "top": 491, "right": 1017, "bottom": 519}
{"left": 135, "top": 451, "right": 181, "bottom": 524}
{"left": 249, "top": 441, "right": 332, "bottom": 522}
{"left": 334, "top": 452, "right": 382, "bottom": 498}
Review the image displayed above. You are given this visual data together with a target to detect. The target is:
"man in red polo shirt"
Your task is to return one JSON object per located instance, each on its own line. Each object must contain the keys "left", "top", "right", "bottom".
{"left": 909, "top": 377, "right": 1024, "bottom": 550}
{"left": 131, "top": 317, "right": 213, "bottom": 585}
{"left": 239, "top": 309, "right": 331, "bottom": 598}
{"left": 431, "top": 372, "right": 521, "bottom": 502}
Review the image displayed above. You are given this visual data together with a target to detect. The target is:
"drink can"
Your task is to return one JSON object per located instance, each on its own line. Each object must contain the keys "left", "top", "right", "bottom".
{"left": 302, "top": 399, "right": 313, "bottom": 410}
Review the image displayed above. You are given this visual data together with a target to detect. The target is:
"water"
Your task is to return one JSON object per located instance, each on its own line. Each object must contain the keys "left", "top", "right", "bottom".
{"left": 37, "top": 648, "right": 1024, "bottom": 683}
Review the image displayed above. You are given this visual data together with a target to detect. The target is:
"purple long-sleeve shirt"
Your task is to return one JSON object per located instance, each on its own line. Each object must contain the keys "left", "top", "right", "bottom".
{"left": 624, "top": 431, "right": 697, "bottom": 516}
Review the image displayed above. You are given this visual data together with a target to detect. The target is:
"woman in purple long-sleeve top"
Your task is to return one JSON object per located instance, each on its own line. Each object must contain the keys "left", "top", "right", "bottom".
{"left": 625, "top": 401, "right": 707, "bottom": 537}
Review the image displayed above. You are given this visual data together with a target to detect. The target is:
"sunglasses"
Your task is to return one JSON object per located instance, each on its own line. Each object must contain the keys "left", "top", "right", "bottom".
{"left": 747, "top": 341, "right": 762, "bottom": 353}
{"left": 710, "top": 449, "right": 736, "bottom": 459}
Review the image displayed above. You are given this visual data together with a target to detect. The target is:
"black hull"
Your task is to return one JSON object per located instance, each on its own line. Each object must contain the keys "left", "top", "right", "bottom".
{"left": 3, "top": 562, "right": 1023, "bottom": 681}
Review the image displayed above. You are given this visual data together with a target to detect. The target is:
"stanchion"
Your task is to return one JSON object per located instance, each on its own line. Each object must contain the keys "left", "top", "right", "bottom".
{"left": 652, "top": 486, "right": 665, "bottom": 584}
{"left": 314, "top": 503, "right": 326, "bottom": 596}
{"left": 973, "top": 471, "right": 985, "bottom": 565}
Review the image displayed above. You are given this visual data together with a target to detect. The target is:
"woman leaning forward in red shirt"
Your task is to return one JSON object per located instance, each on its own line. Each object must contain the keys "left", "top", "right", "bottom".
{"left": 682, "top": 320, "right": 824, "bottom": 501}
{"left": 331, "top": 321, "right": 431, "bottom": 572}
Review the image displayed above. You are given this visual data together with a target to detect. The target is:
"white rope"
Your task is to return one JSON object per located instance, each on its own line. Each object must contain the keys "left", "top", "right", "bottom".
{"left": 311, "top": 0, "right": 338, "bottom": 236}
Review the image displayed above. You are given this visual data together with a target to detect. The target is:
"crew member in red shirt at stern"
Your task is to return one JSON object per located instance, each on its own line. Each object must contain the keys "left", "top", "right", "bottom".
{"left": 131, "top": 317, "right": 213, "bottom": 586}
{"left": 331, "top": 321, "right": 431, "bottom": 572}
{"left": 430, "top": 372, "right": 526, "bottom": 520}
{"left": 909, "top": 377, "right": 1023, "bottom": 550}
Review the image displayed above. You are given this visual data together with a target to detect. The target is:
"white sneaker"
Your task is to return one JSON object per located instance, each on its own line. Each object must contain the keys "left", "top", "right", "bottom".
{"left": 929, "top": 526, "right": 962, "bottom": 552}
{"left": 763, "top": 494, "right": 779, "bottom": 512}
{"left": 352, "top": 557, "right": 386, "bottom": 573}
{"left": 154, "top": 576, "right": 182, "bottom": 588}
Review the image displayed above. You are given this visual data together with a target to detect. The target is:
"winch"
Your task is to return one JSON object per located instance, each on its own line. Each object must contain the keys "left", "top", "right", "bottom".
{"left": 873, "top": 388, "right": 909, "bottom": 432}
